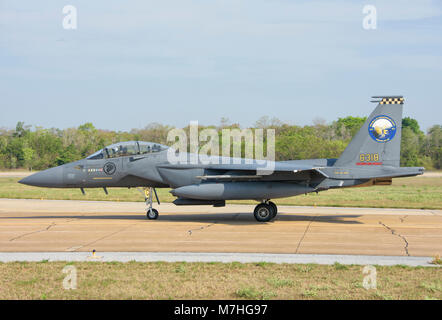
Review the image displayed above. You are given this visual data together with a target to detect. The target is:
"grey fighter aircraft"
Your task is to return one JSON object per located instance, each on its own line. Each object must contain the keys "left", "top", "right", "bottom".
{"left": 19, "top": 96, "right": 424, "bottom": 222}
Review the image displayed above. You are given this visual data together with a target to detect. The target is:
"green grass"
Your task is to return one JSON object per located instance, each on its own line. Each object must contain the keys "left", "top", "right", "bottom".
{"left": 266, "top": 277, "right": 295, "bottom": 288}
{"left": 0, "top": 262, "right": 440, "bottom": 300}
{"left": 0, "top": 176, "right": 441, "bottom": 209}
{"left": 333, "top": 262, "right": 349, "bottom": 270}
{"left": 235, "top": 287, "right": 277, "bottom": 300}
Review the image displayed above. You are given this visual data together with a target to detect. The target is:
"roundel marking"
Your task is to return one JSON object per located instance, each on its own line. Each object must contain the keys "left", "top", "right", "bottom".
{"left": 103, "top": 162, "right": 116, "bottom": 175}
{"left": 368, "top": 115, "right": 397, "bottom": 143}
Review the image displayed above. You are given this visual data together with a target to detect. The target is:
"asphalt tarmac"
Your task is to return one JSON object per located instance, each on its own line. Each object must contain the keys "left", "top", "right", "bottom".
{"left": 0, "top": 199, "right": 441, "bottom": 258}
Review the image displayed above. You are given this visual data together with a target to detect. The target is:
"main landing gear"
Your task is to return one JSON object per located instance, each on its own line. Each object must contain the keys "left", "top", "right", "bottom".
{"left": 253, "top": 201, "right": 278, "bottom": 222}
{"left": 139, "top": 187, "right": 160, "bottom": 220}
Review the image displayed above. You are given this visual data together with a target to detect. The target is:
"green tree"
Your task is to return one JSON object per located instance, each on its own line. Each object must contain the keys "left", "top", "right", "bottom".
{"left": 78, "top": 122, "right": 96, "bottom": 133}
{"left": 13, "top": 121, "right": 30, "bottom": 138}
{"left": 27, "top": 128, "right": 63, "bottom": 169}
{"left": 426, "top": 125, "right": 442, "bottom": 169}
{"left": 334, "top": 116, "right": 366, "bottom": 139}
{"left": 22, "top": 146, "right": 35, "bottom": 171}
{"left": 400, "top": 127, "right": 422, "bottom": 167}
{"left": 5, "top": 138, "right": 25, "bottom": 168}
{"left": 402, "top": 117, "right": 422, "bottom": 135}
{"left": 0, "top": 116, "right": 439, "bottom": 171}
{"left": 56, "top": 144, "right": 81, "bottom": 166}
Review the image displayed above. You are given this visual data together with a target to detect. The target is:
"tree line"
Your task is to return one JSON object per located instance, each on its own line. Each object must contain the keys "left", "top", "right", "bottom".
{"left": 0, "top": 116, "right": 440, "bottom": 170}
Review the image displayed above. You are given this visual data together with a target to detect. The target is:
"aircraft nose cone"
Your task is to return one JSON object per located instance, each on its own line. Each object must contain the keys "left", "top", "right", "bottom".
{"left": 19, "top": 166, "right": 64, "bottom": 187}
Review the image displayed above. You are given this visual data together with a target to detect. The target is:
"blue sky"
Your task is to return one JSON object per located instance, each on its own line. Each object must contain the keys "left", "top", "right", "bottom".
{"left": 1, "top": 0, "right": 441, "bottom": 131}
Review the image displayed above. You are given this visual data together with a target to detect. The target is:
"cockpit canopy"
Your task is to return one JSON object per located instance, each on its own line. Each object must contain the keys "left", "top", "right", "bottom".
{"left": 86, "top": 141, "right": 168, "bottom": 160}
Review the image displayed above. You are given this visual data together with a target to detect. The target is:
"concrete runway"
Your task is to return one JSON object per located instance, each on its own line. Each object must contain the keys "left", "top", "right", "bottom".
{"left": 0, "top": 199, "right": 441, "bottom": 257}
{"left": 0, "top": 252, "right": 436, "bottom": 266}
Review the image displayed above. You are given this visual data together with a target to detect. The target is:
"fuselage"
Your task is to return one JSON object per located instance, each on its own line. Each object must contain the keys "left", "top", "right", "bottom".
{"left": 16, "top": 96, "right": 427, "bottom": 222}
{"left": 19, "top": 140, "right": 424, "bottom": 202}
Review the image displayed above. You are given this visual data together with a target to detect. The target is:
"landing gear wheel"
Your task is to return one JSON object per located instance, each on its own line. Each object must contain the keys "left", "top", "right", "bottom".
{"left": 268, "top": 201, "right": 278, "bottom": 219}
{"left": 147, "top": 208, "right": 159, "bottom": 220}
{"left": 254, "top": 203, "right": 274, "bottom": 222}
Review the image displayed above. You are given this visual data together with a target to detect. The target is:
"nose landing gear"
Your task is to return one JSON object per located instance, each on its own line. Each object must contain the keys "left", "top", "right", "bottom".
{"left": 147, "top": 207, "right": 159, "bottom": 220}
{"left": 253, "top": 200, "right": 278, "bottom": 222}
{"left": 139, "top": 187, "right": 160, "bottom": 220}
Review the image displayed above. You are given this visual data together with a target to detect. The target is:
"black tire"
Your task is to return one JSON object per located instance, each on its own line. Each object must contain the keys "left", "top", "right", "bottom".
{"left": 254, "top": 203, "right": 274, "bottom": 222}
{"left": 268, "top": 201, "right": 278, "bottom": 219}
{"left": 147, "top": 208, "right": 159, "bottom": 220}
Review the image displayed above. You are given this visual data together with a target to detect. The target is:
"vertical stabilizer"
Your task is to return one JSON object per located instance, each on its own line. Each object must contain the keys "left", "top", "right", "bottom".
{"left": 334, "top": 96, "right": 403, "bottom": 168}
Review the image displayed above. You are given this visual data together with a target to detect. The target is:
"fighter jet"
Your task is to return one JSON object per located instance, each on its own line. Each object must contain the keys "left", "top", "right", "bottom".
{"left": 19, "top": 96, "right": 424, "bottom": 222}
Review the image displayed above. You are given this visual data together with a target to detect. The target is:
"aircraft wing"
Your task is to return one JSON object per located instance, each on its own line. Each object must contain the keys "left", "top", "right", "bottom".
{"left": 157, "top": 161, "right": 327, "bottom": 182}
{"left": 159, "top": 161, "right": 317, "bottom": 171}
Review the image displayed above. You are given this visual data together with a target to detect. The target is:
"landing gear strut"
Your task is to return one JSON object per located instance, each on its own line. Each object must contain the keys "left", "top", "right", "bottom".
{"left": 253, "top": 200, "right": 278, "bottom": 222}
{"left": 140, "top": 187, "right": 160, "bottom": 220}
